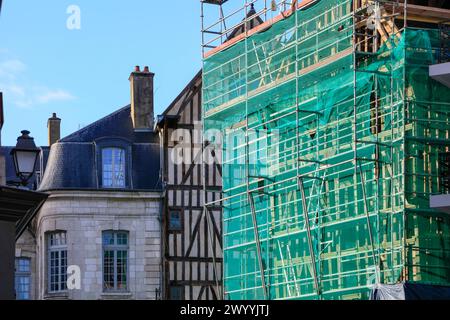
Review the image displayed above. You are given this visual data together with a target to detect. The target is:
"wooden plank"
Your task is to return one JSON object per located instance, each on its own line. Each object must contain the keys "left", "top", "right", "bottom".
{"left": 402, "top": 4, "right": 450, "bottom": 21}
{"left": 298, "top": 47, "right": 353, "bottom": 76}
{"left": 402, "top": 14, "right": 450, "bottom": 24}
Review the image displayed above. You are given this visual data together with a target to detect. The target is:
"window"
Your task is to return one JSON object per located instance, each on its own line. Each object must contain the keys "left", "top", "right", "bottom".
{"left": 169, "top": 285, "right": 184, "bottom": 300}
{"left": 103, "top": 231, "right": 128, "bottom": 291}
{"left": 102, "top": 148, "right": 126, "bottom": 188}
{"left": 370, "top": 88, "right": 383, "bottom": 135}
{"left": 169, "top": 210, "right": 182, "bottom": 231}
{"left": 440, "top": 152, "right": 450, "bottom": 194}
{"left": 15, "top": 258, "right": 31, "bottom": 300}
{"left": 47, "top": 231, "right": 67, "bottom": 293}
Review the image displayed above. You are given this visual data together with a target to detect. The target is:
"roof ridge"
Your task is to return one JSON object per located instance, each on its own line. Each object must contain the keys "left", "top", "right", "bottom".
{"left": 60, "top": 104, "right": 131, "bottom": 142}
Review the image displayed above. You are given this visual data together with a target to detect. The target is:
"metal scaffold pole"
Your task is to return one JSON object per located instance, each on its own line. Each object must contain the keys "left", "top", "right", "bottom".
{"left": 244, "top": 0, "right": 269, "bottom": 300}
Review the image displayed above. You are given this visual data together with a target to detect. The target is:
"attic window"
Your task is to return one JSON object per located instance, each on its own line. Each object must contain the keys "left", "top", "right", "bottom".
{"left": 102, "top": 148, "right": 126, "bottom": 188}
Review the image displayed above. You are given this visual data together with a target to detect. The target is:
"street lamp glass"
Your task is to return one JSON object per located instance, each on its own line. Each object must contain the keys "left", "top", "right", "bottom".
{"left": 14, "top": 150, "right": 38, "bottom": 176}
{"left": 10, "top": 130, "right": 40, "bottom": 183}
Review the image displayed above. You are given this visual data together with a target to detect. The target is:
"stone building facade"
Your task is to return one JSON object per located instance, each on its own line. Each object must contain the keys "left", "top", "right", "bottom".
{"left": 15, "top": 230, "right": 38, "bottom": 300}
{"left": 35, "top": 190, "right": 161, "bottom": 300}
{"left": 12, "top": 66, "right": 163, "bottom": 300}
{"left": 7, "top": 65, "right": 223, "bottom": 300}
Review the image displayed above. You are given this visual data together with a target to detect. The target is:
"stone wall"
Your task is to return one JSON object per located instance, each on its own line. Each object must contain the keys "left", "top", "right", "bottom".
{"left": 35, "top": 190, "right": 162, "bottom": 300}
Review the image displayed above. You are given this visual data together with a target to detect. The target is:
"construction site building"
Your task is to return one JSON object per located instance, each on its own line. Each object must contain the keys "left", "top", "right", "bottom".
{"left": 201, "top": 0, "right": 450, "bottom": 299}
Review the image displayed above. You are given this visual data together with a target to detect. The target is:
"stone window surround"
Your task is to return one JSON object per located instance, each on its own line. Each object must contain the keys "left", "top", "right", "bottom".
{"left": 15, "top": 257, "right": 31, "bottom": 300}
{"left": 46, "top": 230, "right": 68, "bottom": 297}
{"left": 102, "top": 230, "right": 130, "bottom": 293}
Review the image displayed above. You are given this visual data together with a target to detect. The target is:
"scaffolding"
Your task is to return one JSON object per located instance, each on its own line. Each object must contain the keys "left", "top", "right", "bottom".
{"left": 202, "top": 0, "right": 450, "bottom": 300}
{"left": 202, "top": 0, "right": 288, "bottom": 55}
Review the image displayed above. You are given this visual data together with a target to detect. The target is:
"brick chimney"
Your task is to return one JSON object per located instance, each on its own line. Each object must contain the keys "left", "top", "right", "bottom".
{"left": 129, "top": 65, "right": 154, "bottom": 131}
{"left": 47, "top": 113, "right": 61, "bottom": 146}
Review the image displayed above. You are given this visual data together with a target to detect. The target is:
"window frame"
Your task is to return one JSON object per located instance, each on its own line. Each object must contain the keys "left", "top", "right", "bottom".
{"left": 168, "top": 210, "right": 183, "bottom": 232}
{"left": 439, "top": 152, "right": 450, "bottom": 194}
{"left": 15, "top": 257, "right": 31, "bottom": 300}
{"left": 169, "top": 285, "right": 185, "bottom": 300}
{"left": 102, "top": 230, "right": 129, "bottom": 292}
{"left": 101, "top": 147, "right": 127, "bottom": 189}
{"left": 369, "top": 85, "right": 384, "bottom": 135}
{"left": 46, "top": 231, "right": 68, "bottom": 294}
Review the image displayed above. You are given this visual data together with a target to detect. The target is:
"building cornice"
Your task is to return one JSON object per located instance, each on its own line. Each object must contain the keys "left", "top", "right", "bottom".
{"left": 44, "top": 189, "right": 163, "bottom": 200}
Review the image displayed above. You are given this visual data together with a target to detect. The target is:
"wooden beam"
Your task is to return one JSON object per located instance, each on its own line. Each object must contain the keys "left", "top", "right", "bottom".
{"left": 166, "top": 256, "right": 223, "bottom": 263}
{"left": 402, "top": 3, "right": 450, "bottom": 21}
{"left": 402, "top": 14, "right": 450, "bottom": 24}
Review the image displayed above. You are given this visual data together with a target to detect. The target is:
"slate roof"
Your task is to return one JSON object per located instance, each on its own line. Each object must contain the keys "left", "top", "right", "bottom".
{"left": 61, "top": 105, "right": 158, "bottom": 144}
{"left": 1, "top": 146, "right": 49, "bottom": 190}
{"left": 38, "top": 105, "right": 162, "bottom": 192}
{"left": 39, "top": 143, "right": 97, "bottom": 190}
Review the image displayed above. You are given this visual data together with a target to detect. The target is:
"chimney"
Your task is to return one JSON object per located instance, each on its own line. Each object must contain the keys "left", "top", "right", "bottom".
{"left": 47, "top": 113, "right": 61, "bottom": 146}
{"left": 129, "top": 65, "right": 154, "bottom": 131}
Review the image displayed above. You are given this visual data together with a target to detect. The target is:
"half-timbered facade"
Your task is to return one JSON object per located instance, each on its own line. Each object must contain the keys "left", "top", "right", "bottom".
{"left": 157, "top": 71, "right": 223, "bottom": 300}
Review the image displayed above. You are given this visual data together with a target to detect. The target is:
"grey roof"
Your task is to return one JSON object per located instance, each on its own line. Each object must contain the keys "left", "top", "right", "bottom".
{"left": 1, "top": 145, "right": 49, "bottom": 190}
{"left": 61, "top": 105, "right": 158, "bottom": 144}
{"left": 1, "top": 146, "right": 17, "bottom": 182}
{"left": 38, "top": 143, "right": 97, "bottom": 190}
{"left": 38, "top": 105, "right": 162, "bottom": 192}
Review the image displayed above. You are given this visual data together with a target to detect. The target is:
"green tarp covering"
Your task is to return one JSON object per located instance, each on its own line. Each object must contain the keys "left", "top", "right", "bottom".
{"left": 203, "top": 0, "right": 450, "bottom": 300}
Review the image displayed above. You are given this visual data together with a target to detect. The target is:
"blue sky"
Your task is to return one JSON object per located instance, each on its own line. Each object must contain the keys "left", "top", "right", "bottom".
{"left": 0, "top": 0, "right": 202, "bottom": 146}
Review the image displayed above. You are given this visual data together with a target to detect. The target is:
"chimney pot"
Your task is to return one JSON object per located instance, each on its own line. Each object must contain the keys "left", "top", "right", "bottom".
{"left": 135, "top": 65, "right": 141, "bottom": 72}
{"left": 129, "top": 66, "right": 154, "bottom": 131}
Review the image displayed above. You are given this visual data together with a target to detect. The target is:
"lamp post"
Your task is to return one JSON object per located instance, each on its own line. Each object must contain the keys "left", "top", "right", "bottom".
{"left": 9, "top": 130, "right": 40, "bottom": 187}
{"left": 0, "top": 124, "right": 48, "bottom": 300}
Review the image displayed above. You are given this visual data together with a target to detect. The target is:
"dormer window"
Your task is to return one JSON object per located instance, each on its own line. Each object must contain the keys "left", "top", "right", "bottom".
{"left": 102, "top": 147, "right": 126, "bottom": 188}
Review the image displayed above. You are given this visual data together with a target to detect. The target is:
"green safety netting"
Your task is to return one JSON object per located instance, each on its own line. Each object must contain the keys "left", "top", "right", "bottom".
{"left": 203, "top": 0, "right": 450, "bottom": 300}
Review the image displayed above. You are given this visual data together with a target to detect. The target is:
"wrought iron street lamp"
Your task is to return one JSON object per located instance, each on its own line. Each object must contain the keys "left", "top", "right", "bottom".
{"left": 10, "top": 130, "right": 40, "bottom": 186}
{"left": 1, "top": 131, "right": 47, "bottom": 300}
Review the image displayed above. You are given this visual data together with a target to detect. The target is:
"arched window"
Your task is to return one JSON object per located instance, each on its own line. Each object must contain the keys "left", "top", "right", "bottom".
{"left": 102, "top": 148, "right": 126, "bottom": 188}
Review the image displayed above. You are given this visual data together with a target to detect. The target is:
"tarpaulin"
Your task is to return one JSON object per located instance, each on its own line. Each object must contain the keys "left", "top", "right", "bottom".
{"left": 371, "top": 282, "right": 450, "bottom": 300}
